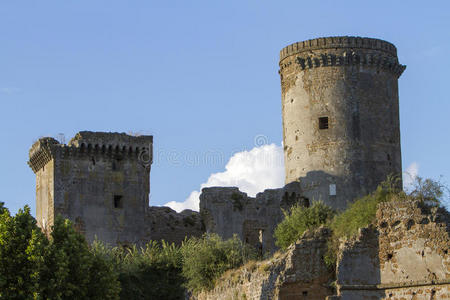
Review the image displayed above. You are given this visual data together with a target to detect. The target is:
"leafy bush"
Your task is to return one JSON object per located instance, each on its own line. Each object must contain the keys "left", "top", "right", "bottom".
{"left": 181, "top": 234, "right": 256, "bottom": 293}
{"left": 408, "top": 176, "right": 448, "bottom": 206}
{"left": 106, "top": 241, "right": 185, "bottom": 300}
{"left": 323, "top": 177, "right": 400, "bottom": 269}
{"left": 324, "top": 175, "right": 448, "bottom": 269}
{"left": 274, "top": 201, "right": 335, "bottom": 250}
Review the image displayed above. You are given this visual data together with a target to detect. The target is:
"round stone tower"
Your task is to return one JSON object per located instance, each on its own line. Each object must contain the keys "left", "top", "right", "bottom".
{"left": 279, "top": 36, "right": 406, "bottom": 209}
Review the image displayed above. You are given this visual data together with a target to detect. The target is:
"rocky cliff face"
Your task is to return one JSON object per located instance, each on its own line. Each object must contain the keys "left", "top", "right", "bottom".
{"left": 330, "top": 201, "right": 450, "bottom": 300}
{"left": 194, "top": 227, "right": 334, "bottom": 300}
{"left": 194, "top": 201, "right": 449, "bottom": 300}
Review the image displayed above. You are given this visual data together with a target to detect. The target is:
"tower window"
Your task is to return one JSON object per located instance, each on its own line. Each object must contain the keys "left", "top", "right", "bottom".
{"left": 319, "top": 117, "right": 329, "bottom": 129}
{"left": 114, "top": 195, "right": 123, "bottom": 208}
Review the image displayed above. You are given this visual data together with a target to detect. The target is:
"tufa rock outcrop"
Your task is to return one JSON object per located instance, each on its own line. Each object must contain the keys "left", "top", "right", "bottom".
{"left": 330, "top": 200, "right": 450, "bottom": 299}
{"left": 195, "top": 227, "right": 334, "bottom": 300}
{"left": 195, "top": 201, "right": 449, "bottom": 300}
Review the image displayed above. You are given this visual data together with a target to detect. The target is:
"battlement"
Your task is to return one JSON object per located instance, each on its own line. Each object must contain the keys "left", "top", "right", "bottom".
{"left": 280, "top": 36, "right": 398, "bottom": 62}
{"left": 28, "top": 131, "right": 153, "bottom": 173}
{"left": 279, "top": 50, "right": 406, "bottom": 78}
{"left": 68, "top": 131, "right": 152, "bottom": 148}
{"left": 28, "top": 137, "right": 60, "bottom": 173}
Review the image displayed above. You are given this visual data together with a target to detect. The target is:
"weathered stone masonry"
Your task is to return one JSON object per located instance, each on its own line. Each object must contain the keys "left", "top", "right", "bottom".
{"left": 279, "top": 36, "right": 405, "bottom": 210}
{"left": 195, "top": 227, "right": 334, "bottom": 300}
{"left": 200, "top": 182, "right": 309, "bottom": 255}
{"left": 194, "top": 202, "right": 449, "bottom": 300}
{"left": 28, "top": 131, "right": 202, "bottom": 246}
{"left": 330, "top": 201, "right": 450, "bottom": 299}
{"left": 27, "top": 36, "right": 449, "bottom": 300}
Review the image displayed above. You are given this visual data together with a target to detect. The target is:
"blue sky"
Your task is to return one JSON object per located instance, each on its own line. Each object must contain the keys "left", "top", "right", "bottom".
{"left": 1, "top": 0, "right": 449, "bottom": 214}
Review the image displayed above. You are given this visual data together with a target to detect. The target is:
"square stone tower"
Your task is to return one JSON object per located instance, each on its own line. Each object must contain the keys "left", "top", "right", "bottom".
{"left": 28, "top": 131, "right": 153, "bottom": 246}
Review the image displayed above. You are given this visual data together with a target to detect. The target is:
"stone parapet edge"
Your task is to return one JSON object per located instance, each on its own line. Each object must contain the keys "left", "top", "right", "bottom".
{"left": 279, "top": 51, "right": 406, "bottom": 78}
{"left": 280, "top": 36, "right": 398, "bottom": 62}
{"left": 28, "top": 138, "right": 152, "bottom": 173}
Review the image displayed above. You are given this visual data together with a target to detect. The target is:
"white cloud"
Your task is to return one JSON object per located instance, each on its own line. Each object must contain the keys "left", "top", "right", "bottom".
{"left": 403, "top": 162, "right": 419, "bottom": 191}
{"left": 164, "top": 143, "right": 285, "bottom": 212}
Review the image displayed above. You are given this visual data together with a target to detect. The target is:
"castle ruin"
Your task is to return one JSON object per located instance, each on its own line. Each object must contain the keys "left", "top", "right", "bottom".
{"left": 201, "top": 36, "right": 407, "bottom": 254}
{"left": 27, "top": 36, "right": 449, "bottom": 299}
{"left": 28, "top": 36, "right": 407, "bottom": 250}
{"left": 196, "top": 201, "right": 450, "bottom": 300}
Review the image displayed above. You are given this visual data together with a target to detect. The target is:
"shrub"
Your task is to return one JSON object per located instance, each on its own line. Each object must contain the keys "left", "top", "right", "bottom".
{"left": 324, "top": 175, "right": 448, "bottom": 269}
{"left": 331, "top": 187, "right": 390, "bottom": 241}
{"left": 408, "top": 176, "right": 448, "bottom": 206}
{"left": 88, "top": 241, "right": 121, "bottom": 299}
{"left": 323, "top": 178, "right": 397, "bottom": 269}
{"left": 100, "top": 240, "right": 184, "bottom": 300}
{"left": 274, "top": 201, "right": 335, "bottom": 250}
{"left": 181, "top": 234, "right": 256, "bottom": 293}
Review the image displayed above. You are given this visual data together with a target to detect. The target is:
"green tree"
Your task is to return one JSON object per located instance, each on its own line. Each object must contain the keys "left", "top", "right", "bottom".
{"left": 274, "top": 201, "right": 335, "bottom": 250}
{"left": 323, "top": 175, "right": 448, "bottom": 269}
{"left": 33, "top": 217, "right": 120, "bottom": 300}
{"left": 0, "top": 206, "right": 43, "bottom": 299}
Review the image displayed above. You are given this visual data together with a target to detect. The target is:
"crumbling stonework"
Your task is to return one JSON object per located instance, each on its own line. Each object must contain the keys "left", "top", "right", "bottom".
{"left": 195, "top": 227, "right": 334, "bottom": 300}
{"left": 200, "top": 182, "right": 308, "bottom": 254}
{"left": 330, "top": 201, "right": 450, "bottom": 299}
{"left": 197, "top": 201, "right": 449, "bottom": 300}
{"left": 279, "top": 37, "right": 405, "bottom": 210}
{"left": 145, "top": 206, "right": 203, "bottom": 245}
{"left": 28, "top": 131, "right": 203, "bottom": 246}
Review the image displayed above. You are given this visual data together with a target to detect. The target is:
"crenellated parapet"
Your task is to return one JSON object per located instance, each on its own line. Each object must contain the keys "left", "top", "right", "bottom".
{"left": 279, "top": 51, "right": 406, "bottom": 78}
{"left": 280, "top": 36, "right": 398, "bottom": 61}
{"left": 28, "top": 131, "right": 153, "bottom": 173}
{"left": 28, "top": 137, "right": 60, "bottom": 173}
{"left": 279, "top": 36, "right": 406, "bottom": 78}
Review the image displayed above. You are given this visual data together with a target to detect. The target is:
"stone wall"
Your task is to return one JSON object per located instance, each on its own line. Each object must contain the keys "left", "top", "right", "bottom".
{"left": 145, "top": 206, "right": 203, "bottom": 245}
{"left": 200, "top": 182, "right": 308, "bottom": 254}
{"left": 195, "top": 227, "right": 334, "bottom": 300}
{"left": 330, "top": 201, "right": 450, "bottom": 299}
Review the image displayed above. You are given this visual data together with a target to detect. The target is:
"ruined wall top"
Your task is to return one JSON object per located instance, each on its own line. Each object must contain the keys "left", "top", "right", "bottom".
{"left": 68, "top": 131, "right": 152, "bottom": 148}
{"left": 280, "top": 36, "right": 398, "bottom": 62}
{"left": 28, "top": 131, "right": 153, "bottom": 173}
